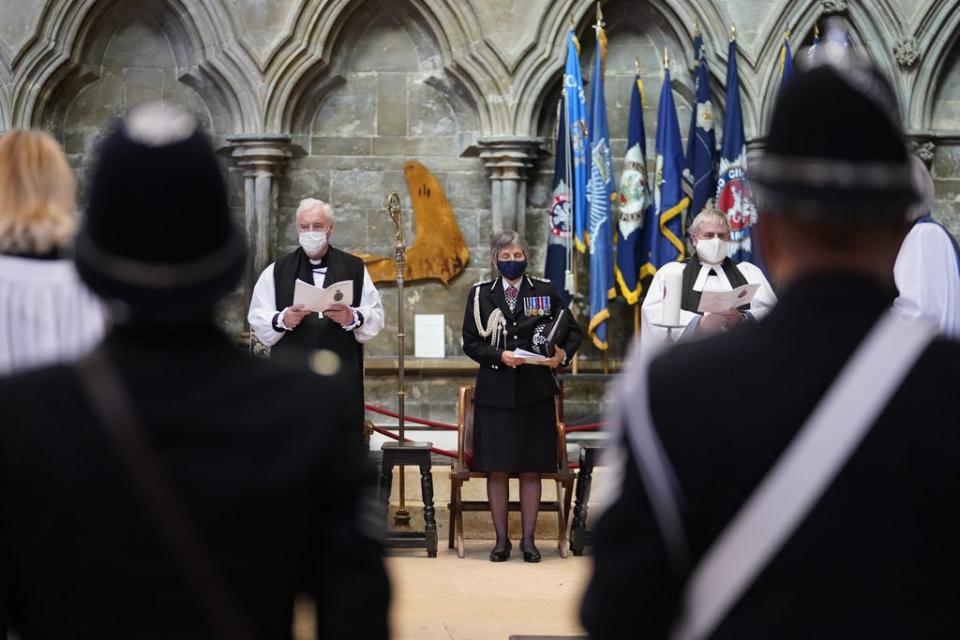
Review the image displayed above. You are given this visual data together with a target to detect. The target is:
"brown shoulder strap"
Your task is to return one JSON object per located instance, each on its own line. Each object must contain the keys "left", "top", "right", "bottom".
{"left": 73, "top": 348, "right": 257, "bottom": 640}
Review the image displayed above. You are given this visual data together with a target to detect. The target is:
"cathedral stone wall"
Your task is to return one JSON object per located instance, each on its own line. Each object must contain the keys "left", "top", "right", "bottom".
{"left": 1, "top": 0, "right": 958, "bottom": 422}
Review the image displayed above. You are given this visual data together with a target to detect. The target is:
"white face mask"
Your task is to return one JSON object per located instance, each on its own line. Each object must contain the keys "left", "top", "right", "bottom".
{"left": 299, "top": 230, "right": 327, "bottom": 256}
{"left": 696, "top": 236, "right": 727, "bottom": 265}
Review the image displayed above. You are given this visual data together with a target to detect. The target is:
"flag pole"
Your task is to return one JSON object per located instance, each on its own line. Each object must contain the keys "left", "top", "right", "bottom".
{"left": 634, "top": 54, "right": 644, "bottom": 341}
{"left": 571, "top": 250, "right": 579, "bottom": 374}
{"left": 561, "top": 21, "right": 579, "bottom": 375}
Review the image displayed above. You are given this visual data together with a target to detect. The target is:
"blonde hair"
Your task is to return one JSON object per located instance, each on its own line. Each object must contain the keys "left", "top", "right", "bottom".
{"left": 0, "top": 130, "right": 77, "bottom": 254}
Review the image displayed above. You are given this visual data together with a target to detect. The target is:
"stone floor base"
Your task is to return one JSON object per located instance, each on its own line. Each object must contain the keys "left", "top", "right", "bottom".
{"left": 293, "top": 540, "right": 593, "bottom": 640}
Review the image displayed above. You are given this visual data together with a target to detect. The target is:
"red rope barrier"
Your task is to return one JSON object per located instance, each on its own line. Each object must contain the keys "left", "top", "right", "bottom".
{"left": 371, "top": 426, "right": 458, "bottom": 459}
{"left": 371, "top": 426, "right": 583, "bottom": 469}
{"left": 364, "top": 404, "right": 458, "bottom": 430}
{"left": 564, "top": 423, "right": 605, "bottom": 432}
{"left": 365, "top": 401, "right": 605, "bottom": 433}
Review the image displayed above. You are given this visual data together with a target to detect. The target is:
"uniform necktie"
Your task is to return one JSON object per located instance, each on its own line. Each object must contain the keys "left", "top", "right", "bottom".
{"left": 506, "top": 285, "right": 518, "bottom": 311}
{"left": 708, "top": 268, "right": 718, "bottom": 276}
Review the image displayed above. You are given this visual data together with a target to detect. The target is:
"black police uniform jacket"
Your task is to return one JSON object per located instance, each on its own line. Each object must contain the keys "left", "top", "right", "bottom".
{"left": 0, "top": 324, "right": 389, "bottom": 639}
{"left": 462, "top": 275, "right": 583, "bottom": 408}
{"left": 581, "top": 274, "right": 960, "bottom": 639}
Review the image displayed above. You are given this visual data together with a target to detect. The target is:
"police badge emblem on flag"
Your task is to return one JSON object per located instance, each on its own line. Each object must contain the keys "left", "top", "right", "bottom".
{"left": 717, "top": 152, "right": 757, "bottom": 243}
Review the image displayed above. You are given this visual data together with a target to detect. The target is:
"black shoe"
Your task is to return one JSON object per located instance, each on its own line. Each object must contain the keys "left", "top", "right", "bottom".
{"left": 520, "top": 540, "right": 541, "bottom": 563}
{"left": 489, "top": 540, "right": 512, "bottom": 562}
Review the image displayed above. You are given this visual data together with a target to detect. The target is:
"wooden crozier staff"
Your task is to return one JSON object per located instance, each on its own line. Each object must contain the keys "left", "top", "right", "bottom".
{"left": 387, "top": 191, "right": 411, "bottom": 525}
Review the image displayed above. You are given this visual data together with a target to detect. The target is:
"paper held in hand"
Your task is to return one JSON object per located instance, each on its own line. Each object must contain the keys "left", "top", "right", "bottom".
{"left": 514, "top": 348, "right": 550, "bottom": 364}
{"left": 293, "top": 279, "right": 354, "bottom": 313}
{"left": 697, "top": 283, "right": 760, "bottom": 314}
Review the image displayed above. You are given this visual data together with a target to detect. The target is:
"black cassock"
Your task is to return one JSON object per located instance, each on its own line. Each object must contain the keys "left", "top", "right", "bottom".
{"left": 0, "top": 323, "right": 389, "bottom": 639}
{"left": 582, "top": 275, "right": 960, "bottom": 639}
{"left": 462, "top": 275, "right": 583, "bottom": 473}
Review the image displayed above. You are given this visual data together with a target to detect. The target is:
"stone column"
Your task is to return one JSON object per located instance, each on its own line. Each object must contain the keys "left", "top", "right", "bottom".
{"left": 478, "top": 136, "right": 540, "bottom": 236}
{"left": 227, "top": 135, "right": 294, "bottom": 289}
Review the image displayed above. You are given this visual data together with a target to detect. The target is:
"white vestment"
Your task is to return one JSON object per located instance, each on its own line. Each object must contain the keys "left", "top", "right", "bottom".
{"left": 0, "top": 256, "right": 107, "bottom": 376}
{"left": 639, "top": 260, "right": 777, "bottom": 366}
{"left": 893, "top": 222, "right": 960, "bottom": 339}
{"left": 247, "top": 258, "right": 384, "bottom": 348}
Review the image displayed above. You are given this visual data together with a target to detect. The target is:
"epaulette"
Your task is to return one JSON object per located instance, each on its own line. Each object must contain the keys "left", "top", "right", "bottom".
{"left": 530, "top": 276, "right": 551, "bottom": 283}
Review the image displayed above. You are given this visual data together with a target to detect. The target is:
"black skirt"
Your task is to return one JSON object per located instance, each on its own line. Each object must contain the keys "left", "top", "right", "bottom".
{"left": 471, "top": 397, "right": 558, "bottom": 473}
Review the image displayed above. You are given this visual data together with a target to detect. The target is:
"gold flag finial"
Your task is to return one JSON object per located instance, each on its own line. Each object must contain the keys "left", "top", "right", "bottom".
{"left": 785, "top": 28, "right": 791, "bottom": 41}
{"left": 731, "top": 25, "right": 737, "bottom": 41}
{"left": 635, "top": 56, "right": 641, "bottom": 76}
{"left": 568, "top": 12, "right": 575, "bottom": 30}
{"left": 694, "top": 19, "right": 700, "bottom": 37}
{"left": 814, "top": 23, "right": 821, "bottom": 39}
{"left": 664, "top": 47, "right": 670, "bottom": 68}
{"left": 596, "top": 2, "right": 603, "bottom": 24}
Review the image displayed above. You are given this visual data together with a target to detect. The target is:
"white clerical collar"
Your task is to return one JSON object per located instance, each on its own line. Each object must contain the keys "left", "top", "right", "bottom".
{"left": 693, "top": 263, "right": 732, "bottom": 292}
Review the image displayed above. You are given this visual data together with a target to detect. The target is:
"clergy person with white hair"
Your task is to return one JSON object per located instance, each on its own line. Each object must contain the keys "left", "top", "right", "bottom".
{"left": 640, "top": 207, "right": 777, "bottom": 357}
{"left": 248, "top": 198, "right": 384, "bottom": 411}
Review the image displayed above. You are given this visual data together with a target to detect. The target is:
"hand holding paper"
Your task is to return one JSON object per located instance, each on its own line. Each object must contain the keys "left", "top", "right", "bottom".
{"left": 514, "top": 348, "right": 550, "bottom": 364}
{"left": 293, "top": 279, "right": 354, "bottom": 313}
{"left": 698, "top": 283, "right": 760, "bottom": 314}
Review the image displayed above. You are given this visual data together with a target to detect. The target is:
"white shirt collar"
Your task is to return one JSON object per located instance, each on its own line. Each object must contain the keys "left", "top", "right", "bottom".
{"left": 502, "top": 275, "right": 523, "bottom": 290}
{"left": 692, "top": 263, "right": 732, "bottom": 292}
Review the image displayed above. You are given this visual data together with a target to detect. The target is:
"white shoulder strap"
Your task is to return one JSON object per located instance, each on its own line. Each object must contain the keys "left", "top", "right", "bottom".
{"left": 672, "top": 310, "right": 936, "bottom": 640}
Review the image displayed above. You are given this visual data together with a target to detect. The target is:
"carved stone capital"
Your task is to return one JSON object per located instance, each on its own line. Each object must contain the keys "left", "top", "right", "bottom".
{"left": 894, "top": 37, "right": 920, "bottom": 68}
{"left": 226, "top": 135, "right": 295, "bottom": 291}
{"left": 477, "top": 136, "right": 540, "bottom": 181}
{"left": 908, "top": 140, "right": 936, "bottom": 166}
{"left": 477, "top": 136, "right": 542, "bottom": 235}
{"left": 226, "top": 134, "right": 294, "bottom": 177}
{"left": 821, "top": 0, "right": 848, "bottom": 14}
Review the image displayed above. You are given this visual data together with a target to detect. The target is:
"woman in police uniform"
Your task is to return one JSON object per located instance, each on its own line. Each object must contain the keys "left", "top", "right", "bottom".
{"left": 462, "top": 231, "right": 583, "bottom": 562}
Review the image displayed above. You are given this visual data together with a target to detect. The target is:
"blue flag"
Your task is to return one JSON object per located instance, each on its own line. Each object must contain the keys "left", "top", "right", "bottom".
{"left": 716, "top": 37, "right": 756, "bottom": 262}
{"left": 615, "top": 76, "right": 652, "bottom": 305}
{"left": 779, "top": 31, "right": 793, "bottom": 93}
{"left": 545, "top": 100, "right": 573, "bottom": 306}
{"left": 564, "top": 29, "right": 590, "bottom": 255}
{"left": 683, "top": 33, "right": 717, "bottom": 226}
{"left": 647, "top": 66, "right": 688, "bottom": 269}
{"left": 586, "top": 32, "right": 615, "bottom": 350}
{"left": 807, "top": 24, "right": 821, "bottom": 63}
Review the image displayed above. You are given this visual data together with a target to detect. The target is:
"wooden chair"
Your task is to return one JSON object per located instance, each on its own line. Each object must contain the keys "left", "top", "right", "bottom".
{"left": 448, "top": 385, "right": 575, "bottom": 558}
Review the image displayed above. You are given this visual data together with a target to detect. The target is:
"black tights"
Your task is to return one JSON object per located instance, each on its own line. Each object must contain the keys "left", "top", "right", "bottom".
{"left": 487, "top": 472, "right": 541, "bottom": 551}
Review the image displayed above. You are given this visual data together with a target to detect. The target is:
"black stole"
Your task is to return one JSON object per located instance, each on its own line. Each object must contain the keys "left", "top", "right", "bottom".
{"left": 271, "top": 246, "right": 366, "bottom": 402}
{"left": 680, "top": 255, "right": 749, "bottom": 314}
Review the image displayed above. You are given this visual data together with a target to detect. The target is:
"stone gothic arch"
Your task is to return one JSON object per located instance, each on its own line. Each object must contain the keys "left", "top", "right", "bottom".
{"left": 752, "top": 0, "right": 915, "bottom": 135}
{"left": 512, "top": 0, "right": 778, "bottom": 141}
{"left": 0, "top": 40, "right": 11, "bottom": 129}
{"left": 248, "top": 0, "right": 502, "bottom": 312}
{"left": 910, "top": 0, "right": 960, "bottom": 131}
{"left": 0, "top": 78, "right": 10, "bottom": 131}
{"left": 7, "top": 0, "right": 260, "bottom": 133}
{"left": 261, "top": 0, "right": 505, "bottom": 136}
